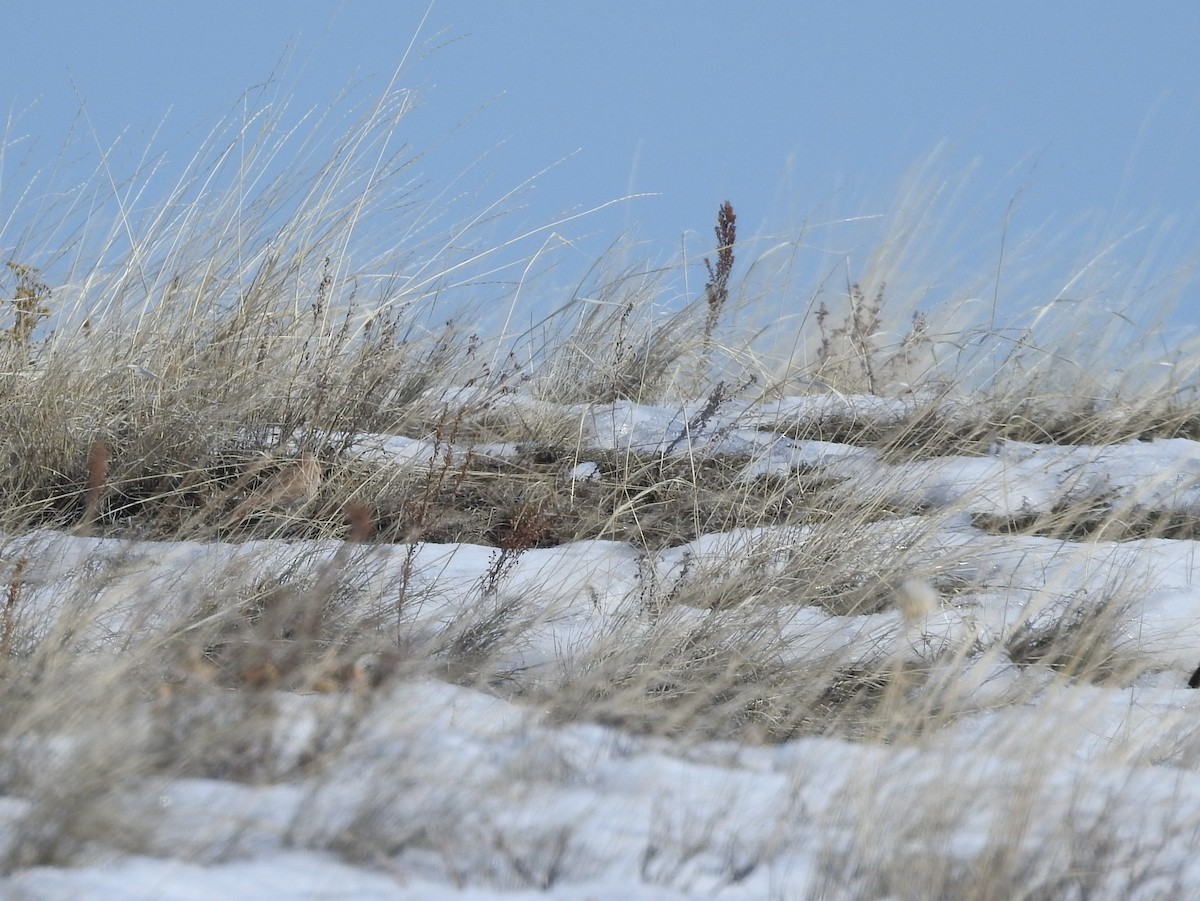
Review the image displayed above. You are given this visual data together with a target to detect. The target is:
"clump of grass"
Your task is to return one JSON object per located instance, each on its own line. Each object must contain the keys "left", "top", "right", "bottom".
{"left": 531, "top": 599, "right": 973, "bottom": 745}
{"left": 813, "top": 279, "right": 936, "bottom": 397}
{"left": 1004, "top": 583, "right": 1144, "bottom": 685}
{"left": 2, "top": 261, "right": 52, "bottom": 355}
{"left": 529, "top": 263, "right": 701, "bottom": 404}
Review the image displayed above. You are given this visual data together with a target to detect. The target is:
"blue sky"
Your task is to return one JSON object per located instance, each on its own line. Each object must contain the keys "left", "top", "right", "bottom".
{"left": 5, "top": 2, "right": 1200, "bottom": 336}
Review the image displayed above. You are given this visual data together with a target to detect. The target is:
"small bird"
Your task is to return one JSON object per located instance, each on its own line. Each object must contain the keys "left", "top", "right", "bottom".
{"left": 229, "top": 451, "right": 321, "bottom": 522}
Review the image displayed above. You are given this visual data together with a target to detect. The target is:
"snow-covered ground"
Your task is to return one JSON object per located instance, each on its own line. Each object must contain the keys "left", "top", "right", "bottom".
{"left": 5, "top": 394, "right": 1200, "bottom": 898}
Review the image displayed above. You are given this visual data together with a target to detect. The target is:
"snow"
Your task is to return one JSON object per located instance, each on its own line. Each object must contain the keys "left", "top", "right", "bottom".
{"left": 6, "top": 396, "right": 1200, "bottom": 897}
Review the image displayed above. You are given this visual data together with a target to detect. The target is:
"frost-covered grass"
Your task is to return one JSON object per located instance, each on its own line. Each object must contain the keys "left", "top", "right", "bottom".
{"left": 4, "top": 77, "right": 1200, "bottom": 899}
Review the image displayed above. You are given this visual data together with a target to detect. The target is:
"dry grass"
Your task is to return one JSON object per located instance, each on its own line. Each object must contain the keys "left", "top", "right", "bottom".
{"left": 1, "top": 76, "right": 1200, "bottom": 897}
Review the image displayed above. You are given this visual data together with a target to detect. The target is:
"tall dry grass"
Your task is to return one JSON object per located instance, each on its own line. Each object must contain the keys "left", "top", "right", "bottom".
{"left": 1, "top": 70, "right": 1199, "bottom": 895}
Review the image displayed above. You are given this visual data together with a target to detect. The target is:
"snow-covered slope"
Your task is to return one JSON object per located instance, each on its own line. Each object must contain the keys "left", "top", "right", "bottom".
{"left": 5, "top": 397, "right": 1200, "bottom": 898}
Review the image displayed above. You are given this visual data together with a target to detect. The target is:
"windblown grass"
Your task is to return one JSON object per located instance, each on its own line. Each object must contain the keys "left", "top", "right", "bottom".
{"left": 2, "top": 72, "right": 1200, "bottom": 896}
